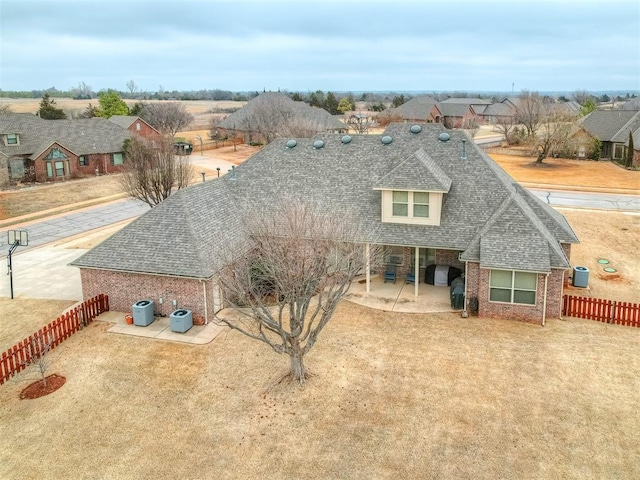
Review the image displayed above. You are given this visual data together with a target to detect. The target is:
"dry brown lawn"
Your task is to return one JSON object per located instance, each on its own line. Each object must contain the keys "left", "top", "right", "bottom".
{"left": 0, "top": 298, "right": 76, "bottom": 349}
{"left": 1, "top": 301, "right": 639, "bottom": 479}
{"left": 0, "top": 175, "right": 125, "bottom": 222}
{"left": 489, "top": 153, "right": 640, "bottom": 193}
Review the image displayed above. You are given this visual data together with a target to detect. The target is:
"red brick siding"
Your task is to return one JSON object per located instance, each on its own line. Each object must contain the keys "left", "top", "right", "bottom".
{"left": 435, "top": 249, "right": 464, "bottom": 270}
{"left": 80, "top": 269, "right": 219, "bottom": 325}
{"left": 33, "top": 143, "right": 77, "bottom": 182}
{"left": 128, "top": 119, "right": 162, "bottom": 141}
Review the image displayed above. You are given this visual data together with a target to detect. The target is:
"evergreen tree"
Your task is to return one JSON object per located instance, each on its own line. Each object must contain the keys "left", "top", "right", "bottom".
{"left": 324, "top": 91, "right": 339, "bottom": 114}
{"left": 626, "top": 131, "right": 635, "bottom": 168}
{"left": 95, "top": 89, "right": 129, "bottom": 118}
{"left": 38, "top": 93, "right": 67, "bottom": 119}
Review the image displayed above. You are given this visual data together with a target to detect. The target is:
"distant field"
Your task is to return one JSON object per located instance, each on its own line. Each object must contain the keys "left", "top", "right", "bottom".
{"left": 0, "top": 97, "right": 245, "bottom": 118}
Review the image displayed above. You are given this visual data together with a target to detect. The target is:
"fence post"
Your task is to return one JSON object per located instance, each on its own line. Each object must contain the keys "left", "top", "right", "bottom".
{"left": 610, "top": 301, "right": 616, "bottom": 324}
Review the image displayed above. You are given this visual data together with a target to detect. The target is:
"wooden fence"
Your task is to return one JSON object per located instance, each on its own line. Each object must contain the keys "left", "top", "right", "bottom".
{"left": 0, "top": 294, "right": 109, "bottom": 385}
{"left": 562, "top": 295, "right": 640, "bottom": 327}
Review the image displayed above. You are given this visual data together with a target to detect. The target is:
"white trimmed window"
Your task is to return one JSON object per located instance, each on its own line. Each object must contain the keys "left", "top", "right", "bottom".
{"left": 5, "top": 133, "right": 18, "bottom": 146}
{"left": 391, "top": 191, "right": 430, "bottom": 218}
{"left": 489, "top": 270, "right": 537, "bottom": 305}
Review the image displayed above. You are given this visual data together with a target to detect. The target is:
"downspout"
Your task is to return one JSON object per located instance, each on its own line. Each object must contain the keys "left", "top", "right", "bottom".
{"left": 365, "top": 243, "right": 371, "bottom": 293}
{"left": 542, "top": 273, "right": 549, "bottom": 327}
{"left": 201, "top": 279, "right": 209, "bottom": 325}
{"left": 462, "top": 261, "right": 469, "bottom": 318}
{"left": 414, "top": 246, "right": 419, "bottom": 297}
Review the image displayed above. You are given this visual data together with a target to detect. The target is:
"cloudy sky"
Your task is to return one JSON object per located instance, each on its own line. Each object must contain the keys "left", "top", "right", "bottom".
{"left": 1, "top": 0, "right": 638, "bottom": 94}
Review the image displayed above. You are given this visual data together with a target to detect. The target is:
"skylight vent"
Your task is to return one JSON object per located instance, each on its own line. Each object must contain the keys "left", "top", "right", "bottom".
{"left": 410, "top": 124, "right": 422, "bottom": 134}
{"left": 381, "top": 135, "right": 393, "bottom": 145}
{"left": 341, "top": 135, "right": 352, "bottom": 144}
{"left": 313, "top": 140, "right": 324, "bottom": 149}
{"left": 286, "top": 139, "right": 297, "bottom": 148}
{"left": 438, "top": 132, "right": 450, "bottom": 142}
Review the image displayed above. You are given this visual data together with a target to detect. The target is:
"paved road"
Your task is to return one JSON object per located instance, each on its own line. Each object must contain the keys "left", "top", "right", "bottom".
{"left": 528, "top": 188, "right": 640, "bottom": 212}
{"left": 0, "top": 198, "right": 150, "bottom": 254}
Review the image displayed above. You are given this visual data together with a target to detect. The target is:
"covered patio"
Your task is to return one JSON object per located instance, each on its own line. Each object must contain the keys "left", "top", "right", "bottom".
{"left": 345, "top": 273, "right": 455, "bottom": 314}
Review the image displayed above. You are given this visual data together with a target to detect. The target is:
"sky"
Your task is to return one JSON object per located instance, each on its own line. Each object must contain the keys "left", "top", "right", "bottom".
{"left": 1, "top": 0, "right": 639, "bottom": 94}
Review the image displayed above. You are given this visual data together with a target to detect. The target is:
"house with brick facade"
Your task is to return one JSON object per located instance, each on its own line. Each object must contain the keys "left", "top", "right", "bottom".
{"left": 72, "top": 123, "right": 579, "bottom": 326}
{"left": 0, "top": 113, "right": 161, "bottom": 184}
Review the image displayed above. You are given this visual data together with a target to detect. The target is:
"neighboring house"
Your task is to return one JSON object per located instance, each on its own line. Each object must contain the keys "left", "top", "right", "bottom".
{"left": 0, "top": 113, "right": 160, "bottom": 184}
{"left": 477, "top": 99, "right": 517, "bottom": 125}
{"left": 577, "top": 110, "right": 640, "bottom": 165}
{"left": 72, "top": 123, "right": 579, "bottom": 326}
{"left": 439, "top": 103, "right": 477, "bottom": 129}
{"left": 108, "top": 115, "right": 162, "bottom": 139}
{"left": 622, "top": 98, "right": 640, "bottom": 110}
{"left": 215, "top": 92, "right": 346, "bottom": 144}
{"left": 381, "top": 95, "right": 443, "bottom": 124}
{"left": 545, "top": 100, "right": 582, "bottom": 118}
{"left": 441, "top": 97, "right": 492, "bottom": 121}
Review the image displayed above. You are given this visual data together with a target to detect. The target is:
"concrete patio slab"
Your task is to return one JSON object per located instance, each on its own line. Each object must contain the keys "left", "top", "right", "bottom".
{"left": 346, "top": 274, "right": 457, "bottom": 314}
{"left": 98, "top": 311, "right": 227, "bottom": 345}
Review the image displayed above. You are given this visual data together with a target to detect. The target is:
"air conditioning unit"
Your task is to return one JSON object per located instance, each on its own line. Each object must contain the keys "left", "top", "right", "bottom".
{"left": 132, "top": 299, "right": 154, "bottom": 326}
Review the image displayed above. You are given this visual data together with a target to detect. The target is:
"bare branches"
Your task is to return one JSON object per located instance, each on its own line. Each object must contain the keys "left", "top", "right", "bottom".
{"left": 140, "top": 102, "right": 194, "bottom": 139}
{"left": 119, "top": 136, "right": 193, "bottom": 207}
{"left": 216, "top": 201, "right": 374, "bottom": 384}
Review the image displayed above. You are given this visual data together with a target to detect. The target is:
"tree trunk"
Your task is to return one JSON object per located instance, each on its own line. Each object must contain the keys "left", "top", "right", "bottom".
{"left": 290, "top": 354, "right": 306, "bottom": 384}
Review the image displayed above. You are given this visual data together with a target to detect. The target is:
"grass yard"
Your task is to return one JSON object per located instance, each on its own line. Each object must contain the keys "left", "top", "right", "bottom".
{"left": 1, "top": 301, "right": 639, "bottom": 479}
{"left": 0, "top": 175, "right": 125, "bottom": 222}
{"left": 0, "top": 298, "right": 76, "bottom": 349}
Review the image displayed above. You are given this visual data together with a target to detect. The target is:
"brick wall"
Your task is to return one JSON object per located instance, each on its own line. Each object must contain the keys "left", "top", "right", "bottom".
{"left": 435, "top": 249, "right": 464, "bottom": 270}
{"left": 80, "top": 269, "right": 219, "bottom": 325}
{"left": 128, "top": 119, "right": 161, "bottom": 140}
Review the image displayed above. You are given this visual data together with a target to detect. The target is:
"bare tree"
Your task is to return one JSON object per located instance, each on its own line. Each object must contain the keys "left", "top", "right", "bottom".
{"left": 462, "top": 116, "right": 480, "bottom": 139}
{"left": 535, "top": 112, "right": 573, "bottom": 163}
{"left": 216, "top": 201, "right": 376, "bottom": 385}
{"left": 119, "top": 137, "right": 193, "bottom": 207}
{"left": 16, "top": 332, "right": 55, "bottom": 387}
{"left": 140, "top": 102, "right": 194, "bottom": 139}
{"left": 126, "top": 79, "right": 138, "bottom": 95}
{"left": 516, "top": 90, "right": 544, "bottom": 137}
{"left": 495, "top": 117, "right": 516, "bottom": 143}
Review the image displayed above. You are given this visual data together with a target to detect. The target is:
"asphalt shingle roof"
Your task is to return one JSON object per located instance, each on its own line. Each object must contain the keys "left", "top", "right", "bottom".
{"left": 216, "top": 92, "right": 345, "bottom": 133}
{"left": 579, "top": 110, "right": 639, "bottom": 141}
{"left": 72, "top": 123, "right": 578, "bottom": 278}
{"left": 384, "top": 95, "right": 442, "bottom": 121}
{"left": 0, "top": 113, "right": 132, "bottom": 159}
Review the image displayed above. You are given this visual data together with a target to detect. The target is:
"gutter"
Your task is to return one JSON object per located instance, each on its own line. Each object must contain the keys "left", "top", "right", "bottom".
{"left": 462, "top": 261, "right": 469, "bottom": 318}
{"left": 201, "top": 279, "right": 209, "bottom": 325}
{"left": 542, "top": 273, "right": 549, "bottom": 327}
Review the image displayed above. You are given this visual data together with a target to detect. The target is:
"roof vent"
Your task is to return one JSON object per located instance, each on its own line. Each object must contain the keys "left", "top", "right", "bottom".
{"left": 438, "top": 132, "right": 450, "bottom": 142}
{"left": 313, "top": 140, "right": 324, "bottom": 149}
{"left": 341, "top": 135, "right": 352, "bottom": 144}
{"left": 410, "top": 124, "right": 422, "bottom": 134}
{"left": 286, "top": 139, "right": 297, "bottom": 148}
{"left": 381, "top": 135, "right": 393, "bottom": 145}
{"left": 461, "top": 139, "right": 467, "bottom": 160}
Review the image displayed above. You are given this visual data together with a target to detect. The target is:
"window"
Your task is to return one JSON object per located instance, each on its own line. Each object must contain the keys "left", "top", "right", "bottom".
{"left": 136, "top": 122, "right": 141, "bottom": 131}
{"left": 391, "top": 191, "right": 430, "bottom": 218}
{"left": 111, "top": 153, "right": 124, "bottom": 165}
{"left": 55, "top": 161, "right": 65, "bottom": 177}
{"left": 46, "top": 162, "right": 53, "bottom": 178}
{"left": 384, "top": 246, "right": 404, "bottom": 265}
{"left": 413, "top": 192, "right": 430, "bottom": 217}
{"left": 392, "top": 191, "right": 408, "bottom": 216}
{"left": 613, "top": 144, "right": 625, "bottom": 159}
{"left": 79, "top": 155, "right": 88, "bottom": 166}
{"left": 5, "top": 134, "right": 18, "bottom": 145}
{"left": 490, "top": 270, "right": 537, "bottom": 305}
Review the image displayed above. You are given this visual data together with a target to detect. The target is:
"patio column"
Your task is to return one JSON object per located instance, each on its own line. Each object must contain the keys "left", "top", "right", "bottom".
{"left": 414, "top": 246, "right": 419, "bottom": 297}
{"left": 365, "top": 243, "right": 371, "bottom": 293}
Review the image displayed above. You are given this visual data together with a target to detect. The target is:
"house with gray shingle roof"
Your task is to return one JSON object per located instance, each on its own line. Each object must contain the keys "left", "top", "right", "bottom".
{"left": 72, "top": 123, "right": 579, "bottom": 325}
{"left": 576, "top": 110, "right": 640, "bottom": 164}
{"left": 215, "top": 92, "right": 346, "bottom": 144}
{"left": 380, "top": 95, "right": 443, "bottom": 124}
{"left": 0, "top": 113, "right": 160, "bottom": 184}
